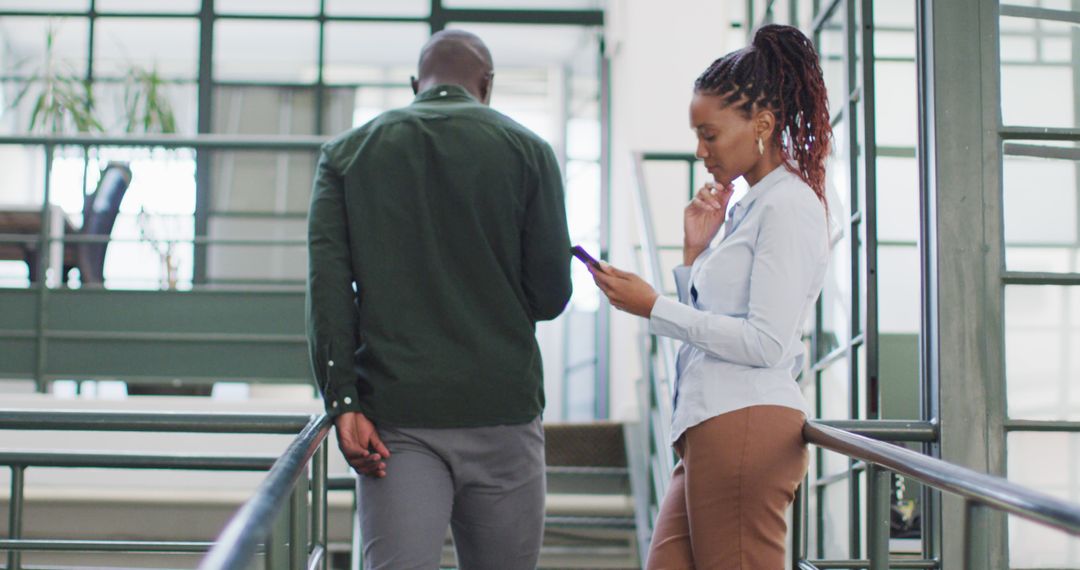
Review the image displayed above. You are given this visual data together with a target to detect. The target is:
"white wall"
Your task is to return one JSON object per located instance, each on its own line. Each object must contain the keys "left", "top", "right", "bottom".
{"left": 603, "top": 0, "right": 734, "bottom": 420}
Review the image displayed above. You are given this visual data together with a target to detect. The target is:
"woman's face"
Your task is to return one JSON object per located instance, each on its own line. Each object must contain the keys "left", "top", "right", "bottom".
{"left": 689, "top": 92, "right": 760, "bottom": 187}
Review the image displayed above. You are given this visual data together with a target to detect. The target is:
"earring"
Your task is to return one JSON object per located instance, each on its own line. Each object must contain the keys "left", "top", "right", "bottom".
{"left": 757, "top": 137, "right": 765, "bottom": 156}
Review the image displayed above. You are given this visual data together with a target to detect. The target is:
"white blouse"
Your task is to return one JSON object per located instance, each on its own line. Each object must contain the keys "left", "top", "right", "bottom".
{"left": 648, "top": 164, "right": 830, "bottom": 444}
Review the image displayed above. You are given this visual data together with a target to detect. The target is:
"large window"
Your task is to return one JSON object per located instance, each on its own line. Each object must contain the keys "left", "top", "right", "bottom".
{"left": 0, "top": 1, "right": 607, "bottom": 418}
{"left": 998, "top": 1, "right": 1080, "bottom": 566}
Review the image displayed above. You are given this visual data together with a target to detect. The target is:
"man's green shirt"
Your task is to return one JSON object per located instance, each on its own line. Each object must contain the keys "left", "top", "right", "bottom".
{"left": 306, "top": 84, "right": 572, "bottom": 428}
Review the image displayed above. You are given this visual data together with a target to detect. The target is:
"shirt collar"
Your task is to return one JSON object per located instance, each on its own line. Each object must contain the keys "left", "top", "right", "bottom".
{"left": 413, "top": 84, "right": 477, "bottom": 104}
{"left": 735, "top": 163, "right": 795, "bottom": 211}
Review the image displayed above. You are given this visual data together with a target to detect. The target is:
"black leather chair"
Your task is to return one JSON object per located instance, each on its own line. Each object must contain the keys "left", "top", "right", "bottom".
{"left": 73, "top": 161, "right": 132, "bottom": 284}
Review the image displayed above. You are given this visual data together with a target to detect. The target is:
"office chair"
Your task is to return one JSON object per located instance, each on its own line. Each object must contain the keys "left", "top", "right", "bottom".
{"left": 75, "top": 161, "right": 133, "bottom": 284}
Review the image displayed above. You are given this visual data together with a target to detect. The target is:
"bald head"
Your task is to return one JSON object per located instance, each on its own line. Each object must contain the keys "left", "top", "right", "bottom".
{"left": 412, "top": 30, "right": 495, "bottom": 104}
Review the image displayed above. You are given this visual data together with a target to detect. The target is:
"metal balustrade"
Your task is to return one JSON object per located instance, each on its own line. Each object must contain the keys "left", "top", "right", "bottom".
{"left": 0, "top": 409, "right": 330, "bottom": 570}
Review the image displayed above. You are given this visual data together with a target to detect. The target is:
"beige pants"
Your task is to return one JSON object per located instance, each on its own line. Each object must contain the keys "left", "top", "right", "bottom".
{"left": 646, "top": 405, "right": 809, "bottom": 570}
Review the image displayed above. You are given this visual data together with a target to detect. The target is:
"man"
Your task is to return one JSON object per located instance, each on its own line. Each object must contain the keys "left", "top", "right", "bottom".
{"left": 306, "top": 29, "right": 572, "bottom": 570}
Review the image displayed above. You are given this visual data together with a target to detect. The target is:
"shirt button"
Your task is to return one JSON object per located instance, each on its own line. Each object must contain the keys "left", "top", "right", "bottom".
{"left": 332, "top": 401, "right": 338, "bottom": 408}
{"left": 344, "top": 397, "right": 353, "bottom": 405}
{"left": 328, "top": 360, "right": 334, "bottom": 367}
{"left": 439, "top": 90, "right": 447, "bottom": 96}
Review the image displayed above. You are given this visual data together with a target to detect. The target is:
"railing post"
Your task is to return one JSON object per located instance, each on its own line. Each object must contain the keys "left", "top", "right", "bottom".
{"left": 312, "top": 443, "right": 328, "bottom": 570}
{"left": 791, "top": 481, "right": 805, "bottom": 570}
{"left": 867, "top": 465, "right": 891, "bottom": 569}
{"left": 351, "top": 477, "right": 362, "bottom": 570}
{"left": 963, "top": 500, "right": 990, "bottom": 569}
{"left": 8, "top": 465, "right": 25, "bottom": 570}
{"left": 266, "top": 502, "right": 290, "bottom": 570}
{"left": 290, "top": 475, "right": 309, "bottom": 569}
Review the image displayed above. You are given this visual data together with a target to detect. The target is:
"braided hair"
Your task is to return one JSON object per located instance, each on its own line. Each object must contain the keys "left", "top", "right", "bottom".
{"left": 694, "top": 24, "right": 831, "bottom": 203}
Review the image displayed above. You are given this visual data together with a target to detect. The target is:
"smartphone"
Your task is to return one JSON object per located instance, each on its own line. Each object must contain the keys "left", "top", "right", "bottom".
{"left": 570, "top": 245, "right": 602, "bottom": 270}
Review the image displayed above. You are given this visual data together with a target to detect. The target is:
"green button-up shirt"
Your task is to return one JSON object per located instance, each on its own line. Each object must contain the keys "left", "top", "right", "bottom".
{"left": 306, "top": 84, "right": 572, "bottom": 428}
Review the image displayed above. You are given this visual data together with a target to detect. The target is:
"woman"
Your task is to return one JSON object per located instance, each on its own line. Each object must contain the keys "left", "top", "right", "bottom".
{"left": 590, "top": 24, "right": 832, "bottom": 569}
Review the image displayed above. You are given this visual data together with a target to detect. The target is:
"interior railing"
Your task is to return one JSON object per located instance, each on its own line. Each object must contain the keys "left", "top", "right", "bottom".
{"left": 0, "top": 409, "right": 330, "bottom": 570}
{"left": 628, "top": 151, "right": 1080, "bottom": 569}
{"left": 200, "top": 413, "right": 332, "bottom": 570}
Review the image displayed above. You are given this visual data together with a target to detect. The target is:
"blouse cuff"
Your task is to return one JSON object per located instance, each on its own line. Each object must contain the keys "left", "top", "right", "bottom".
{"left": 649, "top": 295, "right": 698, "bottom": 342}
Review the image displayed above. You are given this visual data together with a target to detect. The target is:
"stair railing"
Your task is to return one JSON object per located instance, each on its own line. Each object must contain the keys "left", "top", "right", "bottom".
{"left": 0, "top": 409, "right": 324, "bottom": 570}
{"left": 200, "top": 413, "right": 332, "bottom": 570}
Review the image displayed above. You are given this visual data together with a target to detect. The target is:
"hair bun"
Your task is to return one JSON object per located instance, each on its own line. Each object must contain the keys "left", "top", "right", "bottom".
{"left": 752, "top": 23, "right": 811, "bottom": 50}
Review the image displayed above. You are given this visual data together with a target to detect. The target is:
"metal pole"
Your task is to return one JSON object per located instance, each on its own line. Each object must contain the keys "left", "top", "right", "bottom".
{"left": 8, "top": 466, "right": 25, "bottom": 570}
{"left": 33, "top": 144, "right": 54, "bottom": 392}
{"left": 792, "top": 481, "right": 806, "bottom": 569}
{"left": 290, "top": 478, "right": 308, "bottom": 569}
{"left": 312, "top": 443, "right": 328, "bottom": 570}
{"left": 351, "top": 477, "right": 362, "bottom": 570}
{"left": 266, "top": 501, "right": 289, "bottom": 570}
{"left": 963, "top": 501, "right": 990, "bottom": 569}
{"left": 867, "top": 465, "right": 891, "bottom": 569}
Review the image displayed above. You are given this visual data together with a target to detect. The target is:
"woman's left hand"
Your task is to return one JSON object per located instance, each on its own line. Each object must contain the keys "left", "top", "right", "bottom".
{"left": 589, "top": 262, "right": 660, "bottom": 318}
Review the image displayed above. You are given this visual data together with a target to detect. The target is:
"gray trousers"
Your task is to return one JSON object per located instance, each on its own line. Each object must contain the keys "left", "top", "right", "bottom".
{"left": 356, "top": 416, "right": 546, "bottom": 570}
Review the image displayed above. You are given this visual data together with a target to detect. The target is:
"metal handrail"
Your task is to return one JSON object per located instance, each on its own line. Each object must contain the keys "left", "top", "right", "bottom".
{"left": 0, "top": 409, "right": 333, "bottom": 570}
{"left": 0, "top": 133, "right": 326, "bottom": 150}
{"left": 199, "top": 413, "right": 333, "bottom": 570}
{"left": 0, "top": 409, "right": 312, "bottom": 433}
{"left": 804, "top": 420, "right": 1080, "bottom": 536}
{"left": 629, "top": 150, "right": 676, "bottom": 455}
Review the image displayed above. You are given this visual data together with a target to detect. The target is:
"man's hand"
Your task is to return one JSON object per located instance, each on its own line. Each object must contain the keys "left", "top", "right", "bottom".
{"left": 589, "top": 262, "right": 660, "bottom": 318}
{"left": 334, "top": 411, "right": 391, "bottom": 478}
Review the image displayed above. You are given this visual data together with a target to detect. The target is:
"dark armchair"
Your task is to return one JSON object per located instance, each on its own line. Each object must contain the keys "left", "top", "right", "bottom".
{"left": 74, "top": 161, "right": 133, "bottom": 284}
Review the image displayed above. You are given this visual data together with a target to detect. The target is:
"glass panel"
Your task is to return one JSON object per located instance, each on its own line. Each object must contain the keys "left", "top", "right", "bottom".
{"left": 878, "top": 246, "right": 921, "bottom": 418}
{"left": 875, "top": 157, "right": 919, "bottom": 242}
{"left": 873, "top": 61, "right": 918, "bottom": 148}
{"left": 0, "top": 0, "right": 88, "bottom": 10}
{"left": 79, "top": 147, "right": 197, "bottom": 290}
{"left": 1008, "top": 431, "right": 1080, "bottom": 567}
{"left": 0, "top": 17, "right": 90, "bottom": 76}
{"left": 325, "top": 0, "right": 430, "bottom": 17}
{"left": 820, "top": 357, "right": 851, "bottom": 422}
{"left": 93, "top": 18, "right": 199, "bottom": 80}
{"left": 96, "top": 0, "right": 200, "bottom": 13}
{"left": 447, "top": 23, "right": 599, "bottom": 72}
{"left": 323, "top": 85, "right": 414, "bottom": 133}
{"left": 1005, "top": 285, "right": 1080, "bottom": 421}
{"left": 212, "top": 86, "right": 317, "bottom": 135}
{"left": 821, "top": 477, "right": 851, "bottom": 559}
{"left": 875, "top": 0, "right": 915, "bottom": 28}
{"left": 92, "top": 81, "right": 198, "bottom": 136}
{"left": 817, "top": 10, "right": 846, "bottom": 120}
{"left": 210, "top": 150, "right": 316, "bottom": 214}
{"left": 215, "top": 0, "right": 319, "bottom": 16}
{"left": 0, "top": 17, "right": 91, "bottom": 134}
{"left": 1002, "top": 142, "right": 1080, "bottom": 272}
{"left": 563, "top": 307, "right": 597, "bottom": 421}
{"left": 205, "top": 219, "right": 307, "bottom": 286}
{"left": 999, "top": 11, "right": 1080, "bottom": 128}
{"left": 443, "top": 0, "right": 602, "bottom": 8}
{"left": 821, "top": 126, "right": 852, "bottom": 354}
{"left": 214, "top": 20, "right": 318, "bottom": 82}
{"left": 322, "top": 22, "right": 429, "bottom": 84}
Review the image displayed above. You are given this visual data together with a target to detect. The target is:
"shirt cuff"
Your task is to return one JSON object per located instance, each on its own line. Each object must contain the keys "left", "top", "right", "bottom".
{"left": 672, "top": 265, "right": 692, "bottom": 304}
{"left": 323, "top": 382, "right": 364, "bottom": 418}
{"left": 649, "top": 294, "right": 699, "bottom": 342}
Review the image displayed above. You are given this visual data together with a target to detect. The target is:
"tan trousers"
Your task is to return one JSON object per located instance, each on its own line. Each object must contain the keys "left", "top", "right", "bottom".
{"left": 646, "top": 405, "right": 809, "bottom": 570}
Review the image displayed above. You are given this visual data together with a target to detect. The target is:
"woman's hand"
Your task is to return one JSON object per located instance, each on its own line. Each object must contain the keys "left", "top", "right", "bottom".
{"left": 684, "top": 182, "right": 734, "bottom": 265}
{"left": 589, "top": 262, "right": 659, "bottom": 318}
